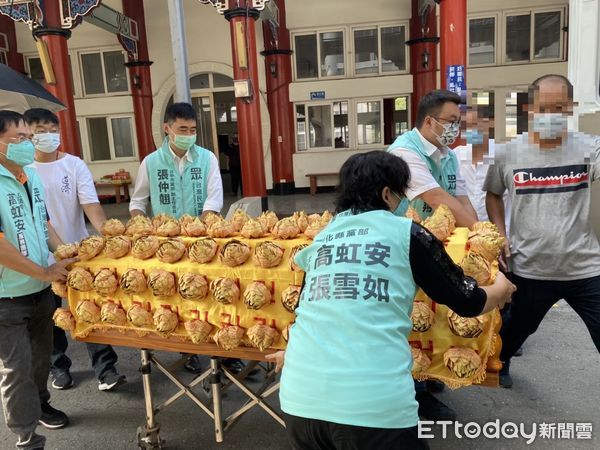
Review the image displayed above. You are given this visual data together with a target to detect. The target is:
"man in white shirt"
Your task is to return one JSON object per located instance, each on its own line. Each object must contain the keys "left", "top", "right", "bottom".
{"left": 25, "top": 109, "right": 126, "bottom": 393}
{"left": 130, "top": 102, "right": 230, "bottom": 374}
{"left": 387, "top": 90, "right": 478, "bottom": 422}
{"left": 129, "top": 103, "right": 222, "bottom": 218}
{"left": 454, "top": 100, "right": 511, "bottom": 233}
{"left": 387, "top": 90, "right": 477, "bottom": 227}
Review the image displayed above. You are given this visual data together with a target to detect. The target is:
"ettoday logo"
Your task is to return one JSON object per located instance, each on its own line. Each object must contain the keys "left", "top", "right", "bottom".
{"left": 418, "top": 420, "right": 593, "bottom": 444}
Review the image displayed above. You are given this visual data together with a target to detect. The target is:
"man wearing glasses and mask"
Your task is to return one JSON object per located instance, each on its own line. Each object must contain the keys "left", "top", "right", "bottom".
{"left": 388, "top": 90, "right": 477, "bottom": 227}
{"left": 387, "top": 90, "right": 478, "bottom": 422}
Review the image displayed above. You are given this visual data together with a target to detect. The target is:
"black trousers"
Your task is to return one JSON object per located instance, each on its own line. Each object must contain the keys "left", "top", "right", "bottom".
{"left": 230, "top": 166, "right": 242, "bottom": 196}
{"left": 500, "top": 274, "right": 600, "bottom": 362}
{"left": 284, "top": 413, "right": 429, "bottom": 450}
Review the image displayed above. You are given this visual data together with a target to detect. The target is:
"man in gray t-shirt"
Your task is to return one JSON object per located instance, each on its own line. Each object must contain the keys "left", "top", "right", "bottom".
{"left": 484, "top": 74, "right": 600, "bottom": 388}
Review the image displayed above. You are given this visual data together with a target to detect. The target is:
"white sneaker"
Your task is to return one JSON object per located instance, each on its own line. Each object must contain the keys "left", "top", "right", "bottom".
{"left": 98, "top": 372, "right": 126, "bottom": 391}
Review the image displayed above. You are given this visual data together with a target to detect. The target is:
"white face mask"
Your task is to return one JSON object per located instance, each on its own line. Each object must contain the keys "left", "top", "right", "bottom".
{"left": 531, "top": 113, "right": 568, "bottom": 140}
{"left": 431, "top": 118, "right": 460, "bottom": 147}
{"left": 32, "top": 132, "right": 61, "bottom": 153}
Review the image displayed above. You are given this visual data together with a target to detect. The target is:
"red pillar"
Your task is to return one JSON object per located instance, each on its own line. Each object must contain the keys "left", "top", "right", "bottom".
{"left": 261, "top": 0, "right": 295, "bottom": 195}
{"left": 123, "top": 0, "right": 155, "bottom": 160}
{"left": 0, "top": 15, "right": 26, "bottom": 73}
{"left": 439, "top": 0, "right": 467, "bottom": 90}
{"left": 407, "top": 0, "right": 438, "bottom": 127}
{"left": 225, "top": 4, "right": 268, "bottom": 207}
{"left": 33, "top": 0, "right": 81, "bottom": 157}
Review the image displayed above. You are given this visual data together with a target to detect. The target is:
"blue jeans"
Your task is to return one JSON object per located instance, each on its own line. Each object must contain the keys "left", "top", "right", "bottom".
{"left": 52, "top": 295, "right": 118, "bottom": 381}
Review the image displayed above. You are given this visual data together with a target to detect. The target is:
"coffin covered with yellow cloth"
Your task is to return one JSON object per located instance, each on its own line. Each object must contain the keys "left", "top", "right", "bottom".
{"left": 54, "top": 209, "right": 503, "bottom": 387}
{"left": 54, "top": 211, "right": 327, "bottom": 352}
{"left": 408, "top": 227, "right": 502, "bottom": 389}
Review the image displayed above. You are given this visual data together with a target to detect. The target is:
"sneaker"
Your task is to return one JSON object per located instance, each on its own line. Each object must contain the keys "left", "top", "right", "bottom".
{"left": 222, "top": 358, "right": 245, "bottom": 375}
{"left": 184, "top": 355, "right": 204, "bottom": 374}
{"left": 499, "top": 364, "right": 513, "bottom": 388}
{"left": 426, "top": 380, "right": 445, "bottom": 394}
{"left": 98, "top": 371, "right": 127, "bottom": 391}
{"left": 416, "top": 391, "right": 457, "bottom": 421}
{"left": 513, "top": 346, "right": 524, "bottom": 357}
{"left": 38, "top": 402, "right": 69, "bottom": 429}
{"left": 50, "top": 369, "right": 74, "bottom": 390}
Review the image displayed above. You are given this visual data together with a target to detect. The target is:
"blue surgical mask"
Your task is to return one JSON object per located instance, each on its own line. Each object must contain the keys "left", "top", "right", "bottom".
{"left": 532, "top": 113, "right": 568, "bottom": 140}
{"left": 391, "top": 192, "right": 409, "bottom": 217}
{"left": 464, "top": 129, "right": 484, "bottom": 146}
{"left": 2, "top": 140, "right": 36, "bottom": 166}
{"left": 170, "top": 132, "right": 197, "bottom": 151}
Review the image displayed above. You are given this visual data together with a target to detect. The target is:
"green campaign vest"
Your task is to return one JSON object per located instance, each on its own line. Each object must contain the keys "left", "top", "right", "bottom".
{"left": 280, "top": 210, "right": 419, "bottom": 428}
{"left": 0, "top": 165, "right": 50, "bottom": 297}
{"left": 387, "top": 128, "right": 459, "bottom": 220}
{"left": 146, "top": 138, "right": 213, "bottom": 218}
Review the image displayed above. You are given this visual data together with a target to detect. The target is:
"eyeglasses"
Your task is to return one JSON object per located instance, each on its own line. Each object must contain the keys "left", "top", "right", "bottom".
{"left": 434, "top": 117, "right": 461, "bottom": 127}
{"left": 0, "top": 136, "right": 30, "bottom": 145}
{"left": 392, "top": 191, "right": 404, "bottom": 201}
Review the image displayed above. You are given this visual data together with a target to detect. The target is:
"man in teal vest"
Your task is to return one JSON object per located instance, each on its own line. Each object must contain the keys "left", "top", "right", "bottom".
{"left": 130, "top": 102, "right": 223, "bottom": 219}
{"left": 388, "top": 90, "right": 477, "bottom": 226}
{"left": 0, "top": 110, "right": 77, "bottom": 449}
{"left": 387, "top": 90, "right": 478, "bottom": 422}
{"left": 130, "top": 102, "right": 231, "bottom": 374}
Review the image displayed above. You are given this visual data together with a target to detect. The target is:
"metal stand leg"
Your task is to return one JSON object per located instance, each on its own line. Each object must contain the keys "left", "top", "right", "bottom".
{"left": 137, "top": 349, "right": 164, "bottom": 449}
{"left": 210, "top": 357, "right": 224, "bottom": 443}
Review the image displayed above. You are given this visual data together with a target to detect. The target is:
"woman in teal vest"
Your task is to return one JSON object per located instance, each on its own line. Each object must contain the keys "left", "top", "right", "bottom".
{"left": 267, "top": 151, "right": 516, "bottom": 449}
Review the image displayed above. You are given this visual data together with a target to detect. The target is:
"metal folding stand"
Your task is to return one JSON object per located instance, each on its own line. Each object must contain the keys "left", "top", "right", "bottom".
{"left": 135, "top": 349, "right": 284, "bottom": 449}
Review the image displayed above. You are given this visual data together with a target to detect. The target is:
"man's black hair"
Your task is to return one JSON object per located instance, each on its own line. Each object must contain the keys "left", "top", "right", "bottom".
{"left": 23, "top": 108, "right": 59, "bottom": 126}
{"left": 0, "top": 110, "right": 24, "bottom": 135}
{"left": 415, "top": 90, "right": 462, "bottom": 128}
{"left": 528, "top": 74, "right": 573, "bottom": 104}
{"left": 335, "top": 150, "right": 411, "bottom": 214}
{"left": 164, "top": 102, "right": 197, "bottom": 124}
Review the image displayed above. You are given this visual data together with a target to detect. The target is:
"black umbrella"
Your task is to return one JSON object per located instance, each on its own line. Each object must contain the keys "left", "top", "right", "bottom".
{"left": 0, "top": 63, "right": 65, "bottom": 113}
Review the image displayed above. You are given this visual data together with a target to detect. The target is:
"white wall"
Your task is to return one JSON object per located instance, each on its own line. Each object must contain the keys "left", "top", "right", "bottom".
{"left": 11, "top": 0, "right": 573, "bottom": 192}
{"left": 286, "top": 0, "right": 411, "bottom": 28}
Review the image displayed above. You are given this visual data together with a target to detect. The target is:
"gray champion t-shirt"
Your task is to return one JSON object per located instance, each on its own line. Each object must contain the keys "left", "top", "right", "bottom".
{"left": 483, "top": 132, "right": 600, "bottom": 281}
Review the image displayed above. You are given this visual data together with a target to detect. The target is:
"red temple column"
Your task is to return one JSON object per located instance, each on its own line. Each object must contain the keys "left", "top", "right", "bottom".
{"left": 33, "top": 0, "right": 81, "bottom": 157}
{"left": 225, "top": 3, "right": 268, "bottom": 208}
{"left": 123, "top": 0, "right": 155, "bottom": 160}
{"left": 439, "top": 0, "right": 467, "bottom": 90}
{"left": 406, "top": 0, "right": 439, "bottom": 127}
{"left": 261, "top": 0, "right": 295, "bottom": 195}
{"left": 0, "top": 15, "right": 26, "bottom": 73}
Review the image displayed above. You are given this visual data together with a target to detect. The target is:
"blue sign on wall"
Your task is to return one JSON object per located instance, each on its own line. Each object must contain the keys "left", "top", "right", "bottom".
{"left": 310, "top": 91, "right": 326, "bottom": 100}
{"left": 446, "top": 65, "right": 466, "bottom": 95}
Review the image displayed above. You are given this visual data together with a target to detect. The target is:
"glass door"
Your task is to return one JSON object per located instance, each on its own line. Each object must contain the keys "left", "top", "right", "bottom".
{"left": 191, "top": 95, "right": 218, "bottom": 155}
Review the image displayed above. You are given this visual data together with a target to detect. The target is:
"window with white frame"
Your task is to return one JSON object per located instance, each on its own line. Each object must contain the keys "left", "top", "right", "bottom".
{"left": 353, "top": 25, "right": 407, "bottom": 75}
{"left": 468, "top": 17, "right": 496, "bottom": 66}
{"left": 85, "top": 116, "right": 136, "bottom": 161}
{"left": 505, "top": 9, "right": 564, "bottom": 63}
{"left": 296, "top": 101, "right": 349, "bottom": 150}
{"left": 80, "top": 50, "right": 129, "bottom": 96}
{"left": 356, "top": 100, "right": 382, "bottom": 146}
{"left": 294, "top": 31, "right": 345, "bottom": 79}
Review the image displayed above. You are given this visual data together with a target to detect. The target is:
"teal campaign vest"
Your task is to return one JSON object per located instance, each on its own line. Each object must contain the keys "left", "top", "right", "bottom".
{"left": 388, "top": 128, "right": 459, "bottom": 220}
{"left": 146, "top": 139, "right": 213, "bottom": 218}
{"left": 280, "top": 210, "right": 419, "bottom": 429}
{"left": 0, "top": 165, "right": 50, "bottom": 297}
